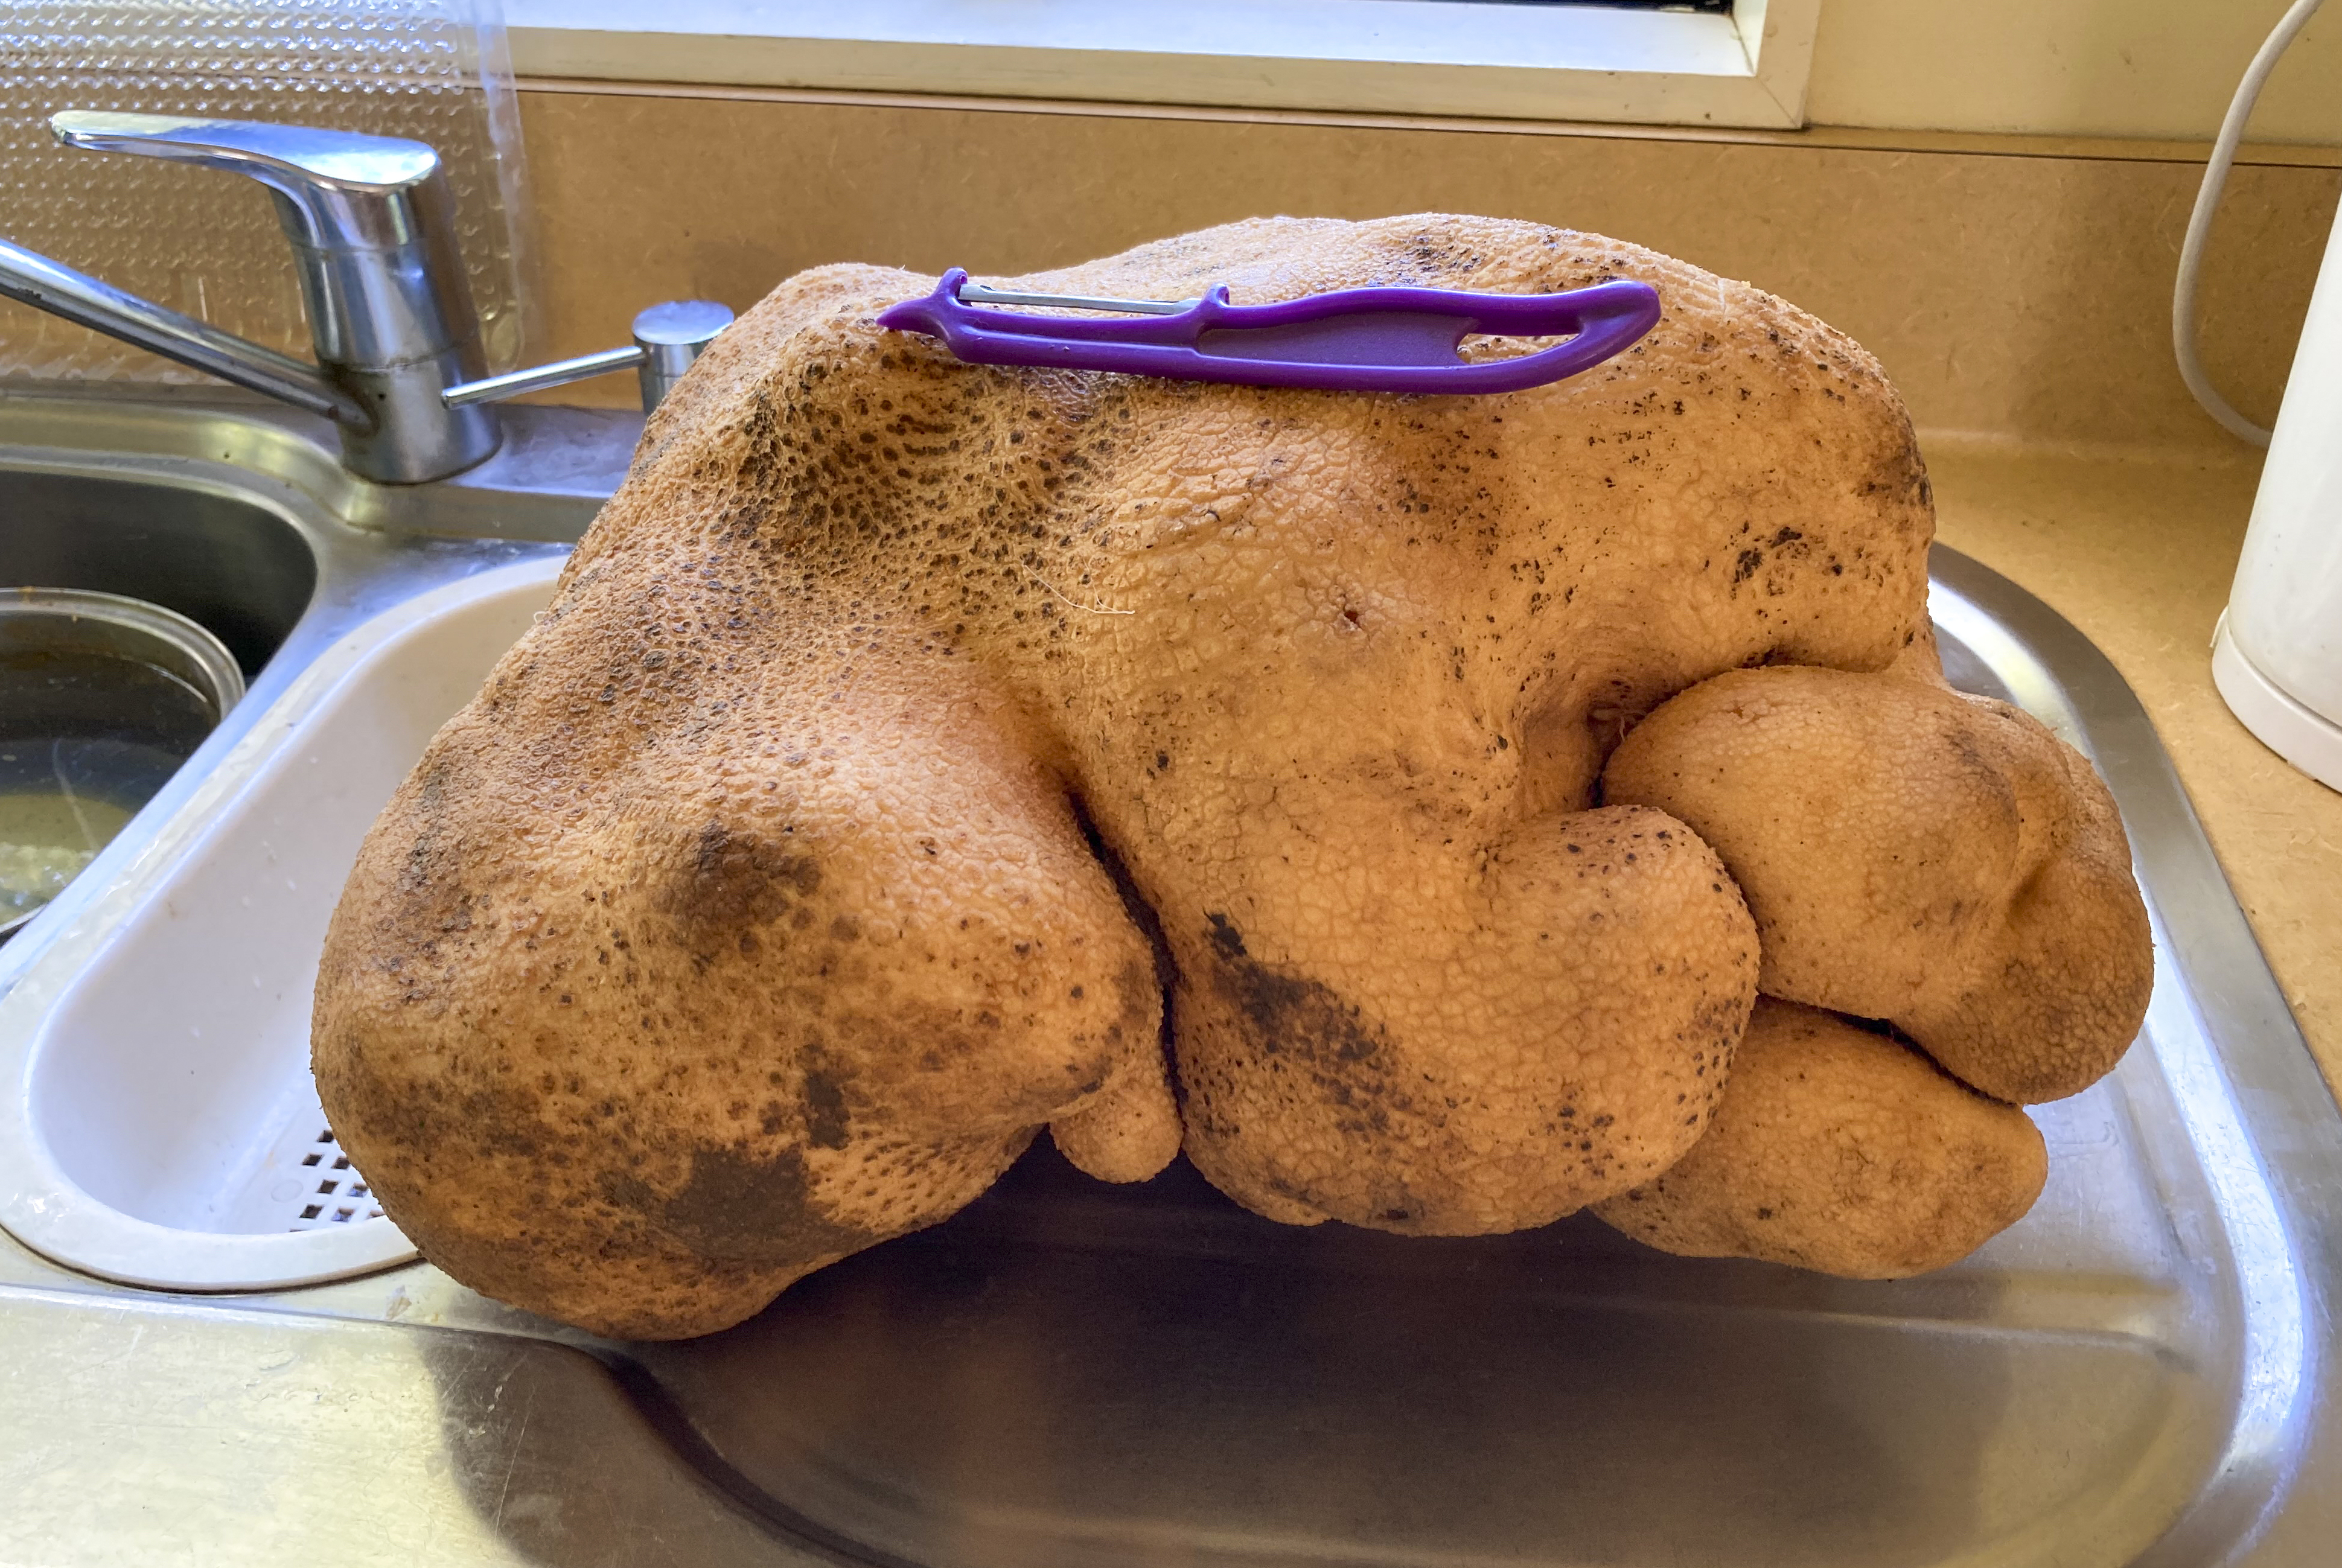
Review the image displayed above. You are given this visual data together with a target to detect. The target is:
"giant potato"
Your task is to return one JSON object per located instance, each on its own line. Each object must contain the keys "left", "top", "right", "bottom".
{"left": 311, "top": 212, "right": 2087, "bottom": 1337}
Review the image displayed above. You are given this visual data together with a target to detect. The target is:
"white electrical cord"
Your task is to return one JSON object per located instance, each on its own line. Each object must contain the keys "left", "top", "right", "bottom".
{"left": 2173, "top": 0, "right": 2328, "bottom": 447}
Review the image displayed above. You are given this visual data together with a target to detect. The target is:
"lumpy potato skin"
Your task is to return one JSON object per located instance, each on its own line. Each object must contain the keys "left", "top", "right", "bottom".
{"left": 1007, "top": 218, "right": 1929, "bottom": 1229}
{"left": 317, "top": 213, "right": 1947, "bottom": 1335}
{"left": 1175, "top": 806, "right": 1757, "bottom": 1232}
{"left": 1601, "top": 666, "right": 2151, "bottom": 1104}
{"left": 1592, "top": 999, "right": 2049, "bottom": 1277}
{"left": 313, "top": 626, "right": 1176, "bottom": 1340}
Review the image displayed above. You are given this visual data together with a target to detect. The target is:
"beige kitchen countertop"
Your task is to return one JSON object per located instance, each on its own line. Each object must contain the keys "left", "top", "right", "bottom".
{"left": 1923, "top": 435, "right": 2341, "bottom": 1095}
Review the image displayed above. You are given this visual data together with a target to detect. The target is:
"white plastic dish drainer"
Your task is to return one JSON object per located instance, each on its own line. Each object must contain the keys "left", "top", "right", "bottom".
{"left": 0, "top": 556, "right": 561, "bottom": 1290}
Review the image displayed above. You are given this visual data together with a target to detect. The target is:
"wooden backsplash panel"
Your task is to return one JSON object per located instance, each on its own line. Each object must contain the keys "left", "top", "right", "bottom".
{"left": 520, "top": 88, "right": 2338, "bottom": 453}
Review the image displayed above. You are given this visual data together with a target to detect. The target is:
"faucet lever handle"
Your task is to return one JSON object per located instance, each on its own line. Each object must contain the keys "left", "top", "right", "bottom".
{"left": 46, "top": 109, "right": 499, "bottom": 483}
{"left": 50, "top": 112, "right": 447, "bottom": 250}
{"left": 441, "top": 301, "right": 736, "bottom": 415}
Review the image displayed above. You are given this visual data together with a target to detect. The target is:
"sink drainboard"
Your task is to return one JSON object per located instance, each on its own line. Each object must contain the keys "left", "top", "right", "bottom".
{"left": 0, "top": 555, "right": 561, "bottom": 1290}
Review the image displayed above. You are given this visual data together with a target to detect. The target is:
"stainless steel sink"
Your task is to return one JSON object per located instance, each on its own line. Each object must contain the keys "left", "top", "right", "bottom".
{"left": 0, "top": 394, "right": 625, "bottom": 974}
{"left": 0, "top": 468, "right": 314, "bottom": 679}
{"left": 1, "top": 392, "right": 2337, "bottom": 1568}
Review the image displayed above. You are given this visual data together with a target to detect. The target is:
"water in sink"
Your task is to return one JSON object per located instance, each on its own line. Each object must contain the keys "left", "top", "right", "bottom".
{"left": 0, "top": 642, "right": 230, "bottom": 929}
{"left": 0, "top": 788, "right": 134, "bottom": 922}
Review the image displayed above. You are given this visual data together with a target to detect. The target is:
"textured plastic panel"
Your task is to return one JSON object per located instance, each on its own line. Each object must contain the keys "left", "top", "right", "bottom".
{"left": 0, "top": 0, "right": 533, "bottom": 381}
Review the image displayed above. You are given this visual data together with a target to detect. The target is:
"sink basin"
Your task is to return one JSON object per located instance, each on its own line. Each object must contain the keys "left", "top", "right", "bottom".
{"left": 0, "top": 468, "right": 316, "bottom": 679}
{"left": 0, "top": 394, "right": 2337, "bottom": 1568}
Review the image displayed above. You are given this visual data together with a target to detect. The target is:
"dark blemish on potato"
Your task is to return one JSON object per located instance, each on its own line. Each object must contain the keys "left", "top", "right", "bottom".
{"left": 322, "top": 1046, "right": 548, "bottom": 1176}
{"left": 1207, "top": 922, "right": 1385, "bottom": 1071}
{"left": 802, "top": 1068, "right": 851, "bottom": 1149}
{"left": 604, "top": 1146, "right": 870, "bottom": 1266}
{"left": 1732, "top": 548, "right": 1765, "bottom": 584}
{"left": 664, "top": 820, "right": 823, "bottom": 936}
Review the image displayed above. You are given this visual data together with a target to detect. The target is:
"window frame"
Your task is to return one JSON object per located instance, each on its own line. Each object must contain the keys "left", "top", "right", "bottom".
{"left": 503, "top": 0, "right": 1822, "bottom": 130}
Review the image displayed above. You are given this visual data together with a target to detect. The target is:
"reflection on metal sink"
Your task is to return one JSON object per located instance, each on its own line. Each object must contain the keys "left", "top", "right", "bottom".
{"left": 1, "top": 393, "right": 2338, "bottom": 1568}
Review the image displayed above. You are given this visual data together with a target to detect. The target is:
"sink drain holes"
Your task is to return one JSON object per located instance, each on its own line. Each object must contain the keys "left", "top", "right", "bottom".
{"left": 282, "top": 1124, "right": 383, "bottom": 1231}
{"left": 213, "top": 1089, "right": 401, "bottom": 1235}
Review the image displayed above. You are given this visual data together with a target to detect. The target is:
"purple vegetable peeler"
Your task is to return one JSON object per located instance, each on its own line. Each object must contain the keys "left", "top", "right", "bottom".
{"left": 876, "top": 267, "right": 1661, "bottom": 395}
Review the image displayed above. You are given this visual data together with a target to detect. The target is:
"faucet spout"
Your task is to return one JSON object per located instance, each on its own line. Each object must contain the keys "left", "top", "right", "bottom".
{"left": 0, "top": 236, "right": 372, "bottom": 430}
{"left": 11, "top": 112, "right": 502, "bottom": 483}
{"left": 8, "top": 114, "right": 733, "bottom": 481}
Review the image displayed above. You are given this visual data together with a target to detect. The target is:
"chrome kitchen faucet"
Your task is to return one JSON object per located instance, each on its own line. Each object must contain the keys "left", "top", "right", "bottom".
{"left": 0, "top": 112, "right": 729, "bottom": 484}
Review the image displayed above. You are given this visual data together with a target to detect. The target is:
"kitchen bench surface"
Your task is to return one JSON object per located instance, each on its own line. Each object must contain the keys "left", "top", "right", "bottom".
{"left": 1927, "top": 435, "right": 2340, "bottom": 1096}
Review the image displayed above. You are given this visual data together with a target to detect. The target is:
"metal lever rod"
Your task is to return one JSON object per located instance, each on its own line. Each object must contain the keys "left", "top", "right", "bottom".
{"left": 444, "top": 346, "right": 645, "bottom": 409}
{"left": 0, "top": 236, "right": 368, "bottom": 427}
{"left": 440, "top": 301, "right": 735, "bottom": 415}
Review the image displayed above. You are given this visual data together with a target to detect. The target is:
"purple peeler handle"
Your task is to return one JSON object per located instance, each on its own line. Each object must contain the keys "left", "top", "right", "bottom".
{"left": 876, "top": 269, "right": 1661, "bottom": 395}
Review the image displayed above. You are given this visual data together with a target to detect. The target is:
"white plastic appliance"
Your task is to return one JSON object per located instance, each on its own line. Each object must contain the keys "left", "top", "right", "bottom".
{"left": 2179, "top": 0, "right": 2342, "bottom": 791}
{"left": 2210, "top": 202, "right": 2342, "bottom": 791}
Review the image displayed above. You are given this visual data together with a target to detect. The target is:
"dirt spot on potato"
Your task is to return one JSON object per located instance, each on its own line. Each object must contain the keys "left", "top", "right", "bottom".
{"left": 1204, "top": 913, "right": 1384, "bottom": 1069}
{"left": 801, "top": 1062, "right": 852, "bottom": 1149}
{"left": 660, "top": 821, "right": 824, "bottom": 957}
{"left": 605, "top": 1146, "right": 872, "bottom": 1266}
